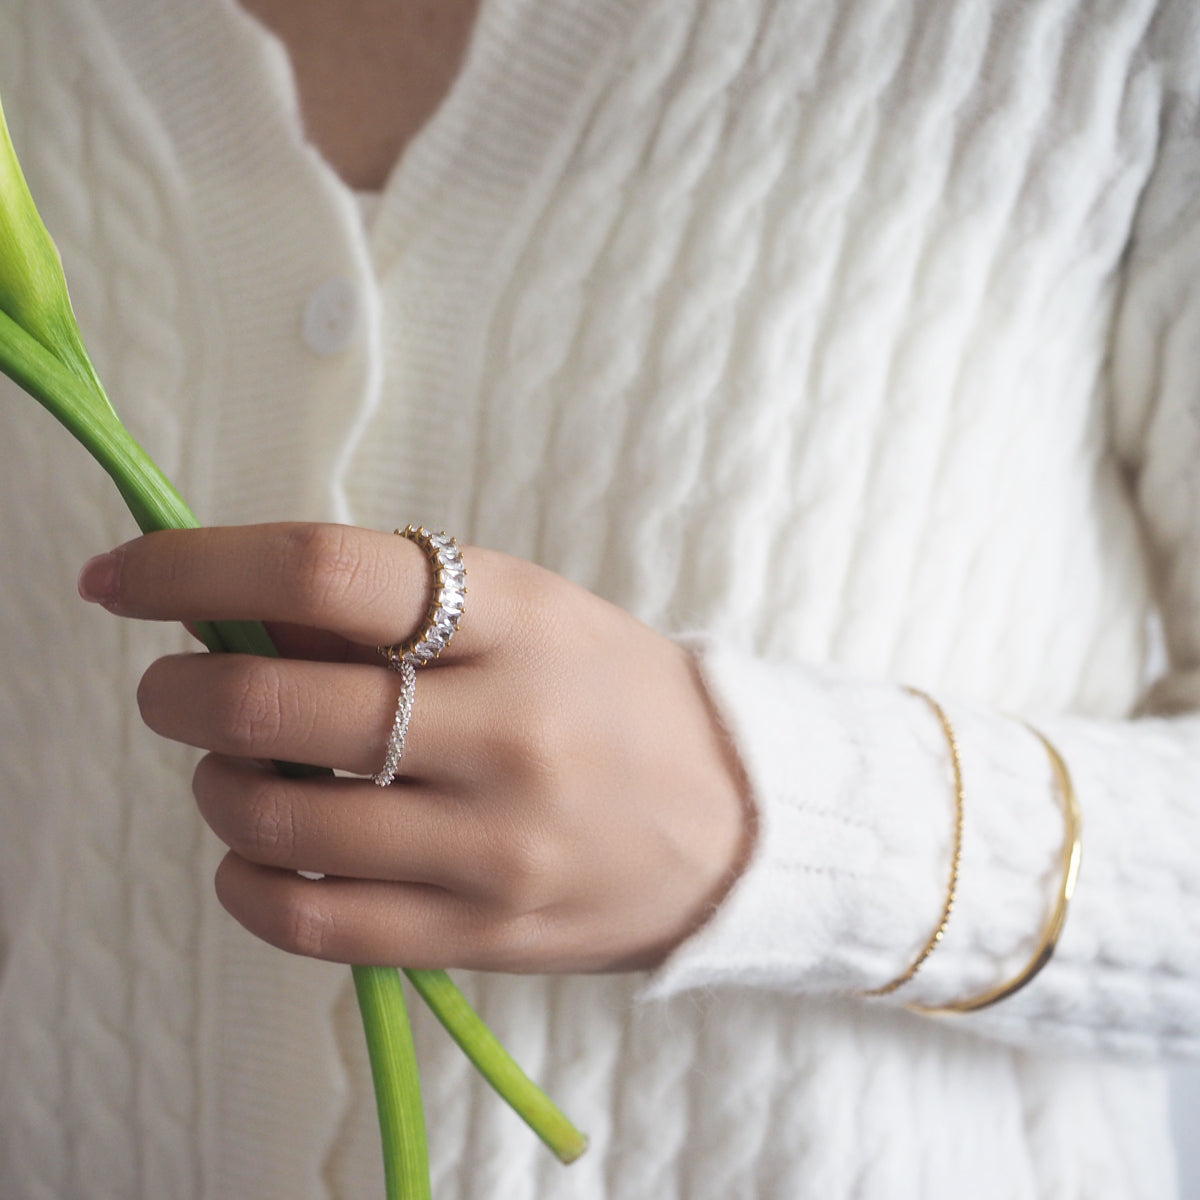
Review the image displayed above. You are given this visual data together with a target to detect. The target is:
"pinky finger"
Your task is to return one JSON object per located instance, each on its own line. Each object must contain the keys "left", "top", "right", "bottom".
{"left": 213, "top": 853, "right": 519, "bottom": 971}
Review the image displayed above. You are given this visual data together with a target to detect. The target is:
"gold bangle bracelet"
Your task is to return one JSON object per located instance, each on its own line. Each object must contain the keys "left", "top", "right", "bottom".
{"left": 859, "top": 687, "right": 964, "bottom": 998}
{"left": 908, "top": 724, "right": 1082, "bottom": 1015}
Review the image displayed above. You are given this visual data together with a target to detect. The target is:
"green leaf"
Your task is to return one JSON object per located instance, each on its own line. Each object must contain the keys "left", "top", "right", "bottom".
{"left": 0, "top": 90, "right": 114, "bottom": 414}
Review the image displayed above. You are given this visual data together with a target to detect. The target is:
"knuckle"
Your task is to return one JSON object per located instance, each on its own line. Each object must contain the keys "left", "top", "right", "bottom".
{"left": 480, "top": 824, "right": 561, "bottom": 917}
{"left": 499, "top": 562, "right": 571, "bottom": 665}
{"left": 191, "top": 760, "right": 299, "bottom": 864}
{"left": 219, "top": 660, "right": 288, "bottom": 752}
{"left": 480, "top": 684, "right": 570, "bottom": 792}
{"left": 280, "top": 524, "right": 369, "bottom": 619}
{"left": 468, "top": 908, "right": 556, "bottom": 973}
{"left": 276, "top": 889, "right": 336, "bottom": 959}
{"left": 447, "top": 902, "right": 504, "bottom": 969}
{"left": 241, "top": 780, "right": 297, "bottom": 865}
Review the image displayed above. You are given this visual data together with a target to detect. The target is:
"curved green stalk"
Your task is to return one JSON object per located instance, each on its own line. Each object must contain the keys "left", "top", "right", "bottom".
{"left": 405, "top": 969, "right": 588, "bottom": 1163}
{"left": 355, "top": 967, "right": 431, "bottom": 1200}
{"left": 0, "top": 310, "right": 197, "bottom": 533}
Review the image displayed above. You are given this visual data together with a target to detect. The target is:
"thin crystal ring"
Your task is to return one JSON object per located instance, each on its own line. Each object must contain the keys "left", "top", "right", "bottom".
{"left": 372, "top": 661, "right": 416, "bottom": 787}
{"left": 372, "top": 526, "right": 467, "bottom": 786}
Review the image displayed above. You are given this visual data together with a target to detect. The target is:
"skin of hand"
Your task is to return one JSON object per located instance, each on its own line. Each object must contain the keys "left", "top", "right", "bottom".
{"left": 77, "top": 523, "right": 754, "bottom": 974}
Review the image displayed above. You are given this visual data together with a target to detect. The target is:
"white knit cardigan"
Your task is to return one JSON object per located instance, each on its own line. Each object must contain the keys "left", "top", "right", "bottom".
{"left": 1, "top": 0, "right": 1199, "bottom": 1197}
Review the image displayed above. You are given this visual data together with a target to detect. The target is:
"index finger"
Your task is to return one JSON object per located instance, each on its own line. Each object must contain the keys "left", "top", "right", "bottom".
{"left": 77, "top": 522, "right": 492, "bottom": 659}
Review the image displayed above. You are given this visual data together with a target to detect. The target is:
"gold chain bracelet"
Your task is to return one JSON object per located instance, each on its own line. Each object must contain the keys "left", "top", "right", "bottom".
{"left": 859, "top": 687, "right": 964, "bottom": 997}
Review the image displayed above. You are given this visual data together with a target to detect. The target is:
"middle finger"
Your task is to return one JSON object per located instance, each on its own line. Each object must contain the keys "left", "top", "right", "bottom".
{"left": 138, "top": 652, "right": 467, "bottom": 780}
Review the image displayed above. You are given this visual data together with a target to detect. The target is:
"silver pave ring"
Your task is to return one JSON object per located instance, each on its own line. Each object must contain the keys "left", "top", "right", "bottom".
{"left": 372, "top": 661, "right": 416, "bottom": 787}
{"left": 372, "top": 526, "right": 467, "bottom": 786}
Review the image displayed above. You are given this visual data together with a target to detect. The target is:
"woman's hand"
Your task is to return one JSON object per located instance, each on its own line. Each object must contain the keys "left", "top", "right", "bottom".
{"left": 77, "top": 523, "right": 752, "bottom": 973}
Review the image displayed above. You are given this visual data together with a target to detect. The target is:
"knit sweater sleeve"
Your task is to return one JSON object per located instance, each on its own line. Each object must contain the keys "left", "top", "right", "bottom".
{"left": 645, "top": 57, "right": 1200, "bottom": 1061}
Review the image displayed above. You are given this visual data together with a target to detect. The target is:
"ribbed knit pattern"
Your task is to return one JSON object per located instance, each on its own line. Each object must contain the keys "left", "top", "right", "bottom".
{"left": 1, "top": 0, "right": 1198, "bottom": 1197}
{"left": 0, "top": 6, "right": 211, "bottom": 1197}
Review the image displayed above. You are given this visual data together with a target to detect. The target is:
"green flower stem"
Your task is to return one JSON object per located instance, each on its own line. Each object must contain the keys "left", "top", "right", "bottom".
{"left": 1, "top": 278, "right": 588, "bottom": 1187}
{"left": 1, "top": 308, "right": 433, "bottom": 1191}
{"left": 0, "top": 310, "right": 197, "bottom": 533}
{"left": 1, "top": 111, "right": 588, "bottom": 1175}
{"left": 355, "top": 966, "right": 432, "bottom": 1200}
{"left": 405, "top": 969, "right": 589, "bottom": 1164}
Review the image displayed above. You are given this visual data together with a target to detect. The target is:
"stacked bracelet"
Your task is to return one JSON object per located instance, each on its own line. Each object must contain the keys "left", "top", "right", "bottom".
{"left": 859, "top": 687, "right": 964, "bottom": 998}
{"left": 909, "top": 724, "right": 1081, "bottom": 1015}
{"left": 860, "top": 692, "right": 1082, "bottom": 1014}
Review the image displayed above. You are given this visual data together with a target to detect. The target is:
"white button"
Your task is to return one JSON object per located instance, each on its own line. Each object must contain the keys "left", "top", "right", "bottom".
{"left": 302, "top": 276, "right": 361, "bottom": 356}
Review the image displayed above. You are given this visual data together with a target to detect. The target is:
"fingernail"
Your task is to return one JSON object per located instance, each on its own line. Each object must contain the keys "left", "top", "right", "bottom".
{"left": 77, "top": 551, "right": 122, "bottom": 605}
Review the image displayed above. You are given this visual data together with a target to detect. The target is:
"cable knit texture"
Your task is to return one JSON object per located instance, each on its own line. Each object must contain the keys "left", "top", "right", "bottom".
{"left": 1, "top": 0, "right": 1198, "bottom": 1197}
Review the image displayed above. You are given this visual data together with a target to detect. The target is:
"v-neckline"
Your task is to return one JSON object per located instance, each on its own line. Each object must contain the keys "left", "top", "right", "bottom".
{"left": 234, "top": 0, "right": 484, "bottom": 192}
{"left": 363, "top": 0, "right": 634, "bottom": 276}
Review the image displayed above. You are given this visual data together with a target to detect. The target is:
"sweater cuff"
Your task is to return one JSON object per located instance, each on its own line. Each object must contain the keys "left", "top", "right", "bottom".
{"left": 645, "top": 638, "right": 953, "bottom": 1000}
